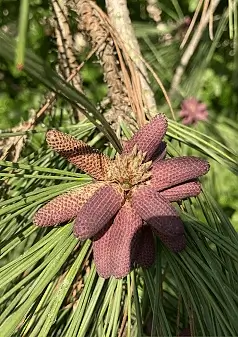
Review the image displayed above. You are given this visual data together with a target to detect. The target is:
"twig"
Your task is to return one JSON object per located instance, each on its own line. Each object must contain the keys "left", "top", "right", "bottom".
{"left": 51, "top": 0, "right": 84, "bottom": 121}
{"left": 209, "top": 0, "right": 214, "bottom": 40}
{"left": 95, "top": 2, "right": 175, "bottom": 120}
{"left": 180, "top": 0, "right": 204, "bottom": 49}
{"left": 105, "top": 0, "right": 157, "bottom": 121}
{"left": 71, "top": 0, "right": 133, "bottom": 129}
{"left": 170, "top": 0, "right": 220, "bottom": 96}
{"left": 91, "top": 2, "right": 145, "bottom": 126}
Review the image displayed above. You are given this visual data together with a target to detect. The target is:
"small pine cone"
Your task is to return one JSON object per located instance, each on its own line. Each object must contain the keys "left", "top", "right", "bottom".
{"left": 160, "top": 181, "right": 201, "bottom": 201}
{"left": 33, "top": 182, "right": 105, "bottom": 227}
{"left": 132, "top": 186, "right": 184, "bottom": 237}
{"left": 93, "top": 202, "right": 143, "bottom": 278}
{"left": 73, "top": 184, "right": 124, "bottom": 240}
{"left": 123, "top": 114, "right": 168, "bottom": 161}
{"left": 46, "top": 130, "right": 112, "bottom": 180}
{"left": 152, "top": 157, "right": 209, "bottom": 190}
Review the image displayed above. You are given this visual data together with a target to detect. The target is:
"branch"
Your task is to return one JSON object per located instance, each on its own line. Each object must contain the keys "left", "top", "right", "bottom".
{"left": 105, "top": 0, "right": 157, "bottom": 119}
{"left": 169, "top": 0, "right": 220, "bottom": 96}
{"left": 51, "top": 0, "right": 84, "bottom": 120}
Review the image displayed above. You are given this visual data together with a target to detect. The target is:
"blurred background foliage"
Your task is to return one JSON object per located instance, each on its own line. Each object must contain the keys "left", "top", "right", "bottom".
{"left": 0, "top": 0, "right": 238, "bottom": 336}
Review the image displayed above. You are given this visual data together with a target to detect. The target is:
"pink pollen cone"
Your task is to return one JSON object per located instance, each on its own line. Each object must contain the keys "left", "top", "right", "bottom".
{"left": 73, "top": 184, "right": 124, "bottom": 240}
{"left": 123, "top": 114, "right": 168, "bottom": 161}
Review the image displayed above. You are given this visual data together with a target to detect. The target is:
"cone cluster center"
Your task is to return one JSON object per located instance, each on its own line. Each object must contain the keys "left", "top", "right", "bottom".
{"left": 105, "top": 145, "right": 152, "bottom": 190}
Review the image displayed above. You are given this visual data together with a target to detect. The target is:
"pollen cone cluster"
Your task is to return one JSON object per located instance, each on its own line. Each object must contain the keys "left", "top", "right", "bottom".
{"left": 33, "top": 114, "right": 210, "bottom": 278}
{"left": 179, "top": 97, "right": 208, "bottom": 125}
